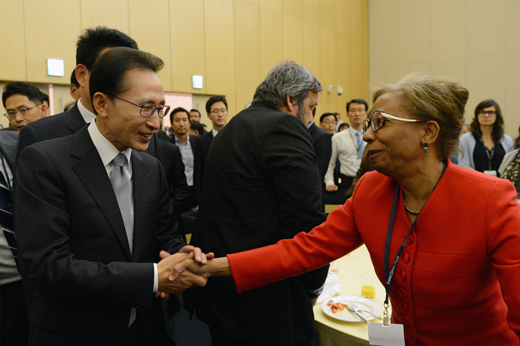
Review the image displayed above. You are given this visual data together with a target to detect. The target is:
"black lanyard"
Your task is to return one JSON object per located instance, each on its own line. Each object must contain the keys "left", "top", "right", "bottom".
{"left": 383, "top": 161, "right": 447, "bottom": 310}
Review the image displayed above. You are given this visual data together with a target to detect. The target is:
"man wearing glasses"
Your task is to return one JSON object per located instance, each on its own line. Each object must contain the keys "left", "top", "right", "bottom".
{"left": 193, "top": 95, "right": 228, "bottom": 200}
{"left": 2, "top": 82, "right": 47, "bottom": 132}
{"left": 14, "top": 47, "right": 209, "bottom": 346}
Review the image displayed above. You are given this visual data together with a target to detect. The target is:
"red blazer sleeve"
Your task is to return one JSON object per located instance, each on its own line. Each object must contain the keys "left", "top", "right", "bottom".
{"left": 228, "top": 195, "right": 363, "bottom": 293}
{"left": 486, "top": 178, "right": 520, "bottom": 336}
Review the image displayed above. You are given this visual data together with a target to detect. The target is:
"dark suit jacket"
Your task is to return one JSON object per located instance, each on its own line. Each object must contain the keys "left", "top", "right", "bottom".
{"left": 193, "top": 130, "right": 213, "bottom": 201}
{"left": 14, "top": 126, "right": 185, "bottom": 346}
{"left": 0, "top": 127, "right": 17, "bottom": 132}
{"left": 17, "top": 103, "right": 188, "bottom": 209}
{"left": 308, "top": 122, "right": 332, "bottom": 185}
{"left": 188, "top": 102, "right": 329, "bottom": 345}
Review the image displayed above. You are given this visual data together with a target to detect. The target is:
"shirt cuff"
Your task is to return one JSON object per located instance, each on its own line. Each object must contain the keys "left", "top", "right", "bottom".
{"left": 153, "top": 263, "right": 158, "bottom": 293}
{"left": 307, "top": 284, "right": 325, "bottom": 299}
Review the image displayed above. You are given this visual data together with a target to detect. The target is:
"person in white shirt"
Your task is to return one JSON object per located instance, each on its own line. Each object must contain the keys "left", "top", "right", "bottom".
{"left": 323, "top": 98, "right": 368, "bottom": 204}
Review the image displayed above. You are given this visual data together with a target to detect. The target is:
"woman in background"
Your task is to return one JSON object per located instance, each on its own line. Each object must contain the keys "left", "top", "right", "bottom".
{"left": 458, "top": 99, "right": 513, "bottom": 176}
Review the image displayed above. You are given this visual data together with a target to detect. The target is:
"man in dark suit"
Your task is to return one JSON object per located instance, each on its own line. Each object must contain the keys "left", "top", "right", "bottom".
{"left": 308, "top": 119, "right": 332, "bottom": 211}
{"left": 193, "top": 95, "right": 228, "bottom": 200}
{"left": 15, "top": 47, "right": 208, "bottom": 346}
{"left": 0, "top": 131, "right": 30, "bottom": 346}
{"left": 16, "top": 27, "right": 188, "bottom": 208}
{"left": 187, "top": 61, "right": 329, "bottom": 346}
{"left": 169, "top": 107, "right": 198, "bottom": 213}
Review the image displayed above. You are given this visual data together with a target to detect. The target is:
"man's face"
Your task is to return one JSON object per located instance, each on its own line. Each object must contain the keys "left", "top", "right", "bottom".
{"left": 291, "top": 91, "right": 319, "bottom": 125}
{"left": 172, "top": 111, "right": 190, "bottom": 137}
{"left": 100, "top": 69, "right": 164, "bottom": 151}
{"left": 190, "top": 110, "right": 200, "bottom": 122}
{"left": 208, "top": 101, "right": 228, "bottom": 130}
{"left": 319, "top": 115, "right": 336, "bottom": 134}
{"left": 4, "top": 94, "right": 46, "bottom": 131}
{"left": 347, "top": 102, "right": 367, "bottom": 128}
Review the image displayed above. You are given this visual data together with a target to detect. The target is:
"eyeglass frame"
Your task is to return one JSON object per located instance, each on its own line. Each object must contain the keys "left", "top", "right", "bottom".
{"left": 4, "top": 104, "right": 42, "bottom": 120}
{"left": 110, "top": 95, "right": 170, "bottom": 118}
{"left": 478, "top": 110, "right": 497, "bottom": 116}
{"left": 363, "top": 109, "right": 423, "bottom": 133}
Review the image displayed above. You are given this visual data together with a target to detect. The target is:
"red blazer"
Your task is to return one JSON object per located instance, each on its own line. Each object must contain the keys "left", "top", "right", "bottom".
{"left": 228, "top": 161, "right": 520, "bottom": 346}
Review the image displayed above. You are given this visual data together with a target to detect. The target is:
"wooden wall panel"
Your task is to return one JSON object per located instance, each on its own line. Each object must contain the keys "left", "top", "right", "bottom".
{"left": 349, "top": 0, "right": 369, "bottom": 100}
{"left": 234, "top": 0, "right": 261, "bottom": 112}
{"left": 80, "top": 0, "right": 129, "bottom": 33}
{"left": 24, "top": 0, "right": 80, "bottom": 84}
{"left": 169, "top": 0, "right": 206, "bottom": 94}
{"left": 129, "top": 0, "right": 172, "bottom": 91}
{"left": 302, "top": 23, "right": 321, "bottom": 80}
{"left": 0, "top": 1, "right": 26, "bottom": 81}
{"left": 282, "top": 14, "right": 303, "bottom": 63}
{"left": 319, "top": 28, "right": 337, "bottom": 114}
{"left": 259, "top": 4, "right": 283, "bottom": 78}
{"left": 204, "top": 0, "right": 236, "bottom": 100}
{"left": 320, "top": 0, "right": 336, "bottom": 31}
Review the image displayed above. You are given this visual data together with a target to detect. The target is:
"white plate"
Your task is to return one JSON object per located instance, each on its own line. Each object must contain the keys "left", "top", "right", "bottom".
{"left": 321, "top": 296, "right": 382, "bottom": 322}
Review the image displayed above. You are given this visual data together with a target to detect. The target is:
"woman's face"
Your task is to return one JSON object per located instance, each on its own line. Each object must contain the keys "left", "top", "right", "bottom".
{"left": 477, "top": 106, "right": 497, "bottom": 127}
{"left": 363, "top": 91, "right": 424, "bottom": 177}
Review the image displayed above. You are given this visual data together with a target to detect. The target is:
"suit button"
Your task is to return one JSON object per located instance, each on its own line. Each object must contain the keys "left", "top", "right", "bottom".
{"left": 402, "top": 253, "right": 410, "bottom": 264}
{"left": 401, "top": 288, "right": 408, "bottom": 297}
{"left": 404, "top": 316, "right": 411, "bottom": 324}
{"left": 408, "top": 235, "right": 414, "bottom": 245}
{"left": 400, "top": 270, "right": 407, "bottom": 281}
{"left": 409, "top": 328, "right": 415, "bottom": 337}
{"left": 402, "top": 301, "right": 409, "bottom": 311}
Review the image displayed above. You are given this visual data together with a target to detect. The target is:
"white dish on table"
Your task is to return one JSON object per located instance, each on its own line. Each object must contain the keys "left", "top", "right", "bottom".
{"left": 322, "top": 296, "right": 382, "bottom": 322}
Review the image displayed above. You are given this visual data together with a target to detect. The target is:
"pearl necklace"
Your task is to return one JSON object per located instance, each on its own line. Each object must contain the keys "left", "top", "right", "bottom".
{"left": 403, "top": 198, "right": 420, "bottom": 215}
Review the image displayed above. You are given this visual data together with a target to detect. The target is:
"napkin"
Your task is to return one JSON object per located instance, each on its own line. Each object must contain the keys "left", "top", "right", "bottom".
{"left": 317, "top": 272, "right": 341, "bottom": 304}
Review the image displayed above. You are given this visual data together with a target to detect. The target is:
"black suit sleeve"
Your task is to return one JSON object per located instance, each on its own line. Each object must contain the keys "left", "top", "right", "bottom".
{"left": 193, "top": 135, "right": 206, "bottom": 202}
{"left": 168, "top": 145, "right": 188, "bottom": 210}
{"left": 263, "top": 117, "right": 329, "bottom": 291}
{"left": 16, "top": 124, "right": 41, "bottom": 160}
{"left": 313, "top": 132, "right": 332, "bottom": 185}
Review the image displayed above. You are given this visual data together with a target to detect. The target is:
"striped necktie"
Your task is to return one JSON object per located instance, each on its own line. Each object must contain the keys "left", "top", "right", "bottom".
{"left": 0, "top": 161, "right": 18, "bottom": 270}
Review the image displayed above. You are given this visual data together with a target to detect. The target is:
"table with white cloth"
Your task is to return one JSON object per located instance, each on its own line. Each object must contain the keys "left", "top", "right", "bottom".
{"left": 314, "top": 245, "right": 386, "bottom": 346}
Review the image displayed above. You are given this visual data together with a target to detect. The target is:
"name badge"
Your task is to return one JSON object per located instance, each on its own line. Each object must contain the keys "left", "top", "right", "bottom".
{"left": 368, "top": 323, "right": 405, "bottom": 346}
{"left": 484, "top": 170, "right": 497, "bottom": 177}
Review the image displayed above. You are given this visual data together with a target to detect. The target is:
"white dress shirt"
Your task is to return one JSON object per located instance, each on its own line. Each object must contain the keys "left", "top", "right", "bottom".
{"left": 324, "top": 127, "right": 365, "bottom": 186}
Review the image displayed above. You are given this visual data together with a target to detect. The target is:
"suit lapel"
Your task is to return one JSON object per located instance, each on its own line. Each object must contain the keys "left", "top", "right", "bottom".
{"left": 0, "top": 132, "right": 19, "bottom": 169}
{"left": 71, "top": 127, "right": 132, "bottom": 258}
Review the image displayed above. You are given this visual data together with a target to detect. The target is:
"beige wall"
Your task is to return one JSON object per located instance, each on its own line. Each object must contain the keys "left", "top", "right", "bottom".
{"left": 369, "top": 0, "right": 520, "bottom": 138}
{"left": 0, "top": 0, "right": 369, "bottom": 127}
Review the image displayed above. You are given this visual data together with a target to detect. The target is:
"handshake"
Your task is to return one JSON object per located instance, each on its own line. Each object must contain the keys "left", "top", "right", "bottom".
{"left": 156, "top": 245, "right": 230, "bottom": 295}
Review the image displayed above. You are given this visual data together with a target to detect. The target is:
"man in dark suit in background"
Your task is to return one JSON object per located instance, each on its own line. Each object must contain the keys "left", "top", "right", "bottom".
{"left": 15, "top": 47, "right": 208, "bottom": 346}
{"left": 308, "top": 114, "right": 332, "bottom": 211}
{"left": 16, "top": 26, "right": 188, "bottom": 218}
{"left": 193, "top": 95, "right": 228, "bottom": 200}
{"left": 188, "top": 61, "right": 329, "bottom": 346}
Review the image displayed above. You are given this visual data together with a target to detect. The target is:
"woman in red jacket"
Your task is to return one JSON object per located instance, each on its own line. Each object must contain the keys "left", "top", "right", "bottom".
{"left": 172, "top": 74, "right": 520, "bottom": 346}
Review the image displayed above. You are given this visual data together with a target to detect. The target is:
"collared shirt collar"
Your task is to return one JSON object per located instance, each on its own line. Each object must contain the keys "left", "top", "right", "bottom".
{"left": 88, "top": 121, "right": 132, "bottom": 176}
{"left": 77, "top": 98, "right": 97, "bottom": 124}
{"left": 212, "top": 128, "right": 219, "bottom": 137}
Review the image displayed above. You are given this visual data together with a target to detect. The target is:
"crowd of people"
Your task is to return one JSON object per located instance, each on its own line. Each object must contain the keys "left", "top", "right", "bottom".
{"left": 0, "top": 25, "right": 519, "bottom": 346}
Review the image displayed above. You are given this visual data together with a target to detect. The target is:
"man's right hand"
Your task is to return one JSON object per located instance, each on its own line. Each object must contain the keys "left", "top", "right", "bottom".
{"left": 326, "top": 184, "right": 338, "bottom": 192}
{"left": 157, "top": 252, "right": 207, "bottom": 294}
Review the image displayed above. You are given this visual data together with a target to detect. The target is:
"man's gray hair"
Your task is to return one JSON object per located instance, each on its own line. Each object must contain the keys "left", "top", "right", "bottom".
{"left": 253, "top": 61, "right": 322, "bottom": 109}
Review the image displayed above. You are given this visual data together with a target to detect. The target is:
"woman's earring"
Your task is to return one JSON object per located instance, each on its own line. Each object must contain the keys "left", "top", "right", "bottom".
{"left": 423, "top": 142, "right": 428, "bottom": 154}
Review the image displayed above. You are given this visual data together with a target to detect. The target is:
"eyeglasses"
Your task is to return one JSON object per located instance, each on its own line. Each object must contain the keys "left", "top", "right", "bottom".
{"left": 210, "top": 108, "right": 227, "bottom": 115}
{"left": 4, "top": 104, "right": 41, "bottom": 119}
{"left": 479, "top": 110, "right": 496, "bottom": 116}
{"left": 111, "top": 95, "right": 170, "bottom": 118}
{"left": 363, "top": 109, "right": 423, "bottom": 132}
